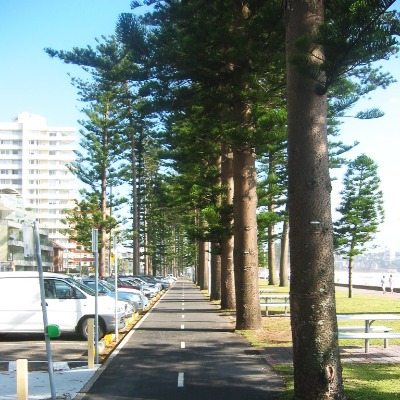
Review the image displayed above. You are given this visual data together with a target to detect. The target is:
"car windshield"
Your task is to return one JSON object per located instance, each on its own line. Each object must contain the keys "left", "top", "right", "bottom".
{"left": 100, "top": 280, "right": 116, "bottom": 292}
{"left": 65, "top": 277, "right": 96, "bottom": 296}
{"left": 124, "top": 279, "right": 139, "bottom": 286}
{"left": 133, "top": 277, "right": 147, "bottom": 285}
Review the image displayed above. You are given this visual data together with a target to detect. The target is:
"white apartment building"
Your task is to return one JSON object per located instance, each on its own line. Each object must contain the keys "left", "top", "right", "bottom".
{"left": 0, "top": 112, "right": 79, "bottom": 249}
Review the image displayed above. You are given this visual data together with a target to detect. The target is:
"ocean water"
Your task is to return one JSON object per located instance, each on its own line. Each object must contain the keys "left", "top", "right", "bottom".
{"left": 334, "top": 270, "right": 397, "bottom": 289}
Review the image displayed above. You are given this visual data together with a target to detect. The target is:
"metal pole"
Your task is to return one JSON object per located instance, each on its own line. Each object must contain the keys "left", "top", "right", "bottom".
{"left": 34, "top": 221, "right": 57, "bottom": 399}
{"left": 92, "top": 228, "right": 99, "bottom": 364}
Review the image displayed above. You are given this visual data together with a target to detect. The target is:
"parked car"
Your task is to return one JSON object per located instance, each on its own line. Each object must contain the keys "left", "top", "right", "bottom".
{"left": 155, "top": 275, "right": 175, "bottom": 287}
{"left": 105, "top": 277, "right": 142, "bottom": 291}
{"left": 141, "top": 275, "right": 170, "bottom": 290}
{"left": 104, "top": 280, "right": 150, "bottom": 309}
{"left": 119, "top": 276, "right": 158, "bottom": 298}
{"left": 66, "top": 277, "right": 135, "bottom": 319}
{"left": 0, "top": 272, "right": 127, "bottom": 339}
{"left": 81, "top": 278, "right": 145, "bottom": 312}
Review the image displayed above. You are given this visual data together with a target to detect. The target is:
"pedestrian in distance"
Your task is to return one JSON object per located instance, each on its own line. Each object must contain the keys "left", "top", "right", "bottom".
{"left": 381, "top": 275, "right": 386, "bottom": 294}
{"left": 389, "top": 274, "right": 394, "bottom": 294}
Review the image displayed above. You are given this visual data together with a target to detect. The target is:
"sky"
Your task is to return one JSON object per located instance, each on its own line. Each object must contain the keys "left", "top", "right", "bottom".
{"left": 1, "top": 1, "right": 400, "bottom": 254}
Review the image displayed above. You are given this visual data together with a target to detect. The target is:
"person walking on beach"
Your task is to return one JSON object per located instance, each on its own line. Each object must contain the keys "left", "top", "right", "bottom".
{"left": 389, "top": 274, "right": 394, "bottom": 294}
{"left": 381, "top": 275, "right": 386, "bottom": 294}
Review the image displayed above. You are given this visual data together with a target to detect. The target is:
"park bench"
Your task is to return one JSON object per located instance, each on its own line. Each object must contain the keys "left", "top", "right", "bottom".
{"left": 337, "top": 313, "right": 400, "bottom": 353}
{"left": 338, "top": 331, "right": 400, "bottom": 353}
{"left": 338, "top": 325, "right": 392, "bottom": 332}
{"left": 260, "top": 302, "right": 290, "bottom": 316}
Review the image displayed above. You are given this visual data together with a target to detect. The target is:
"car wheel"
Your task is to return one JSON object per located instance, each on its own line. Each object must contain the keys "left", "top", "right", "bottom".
{"left": 79, "top": 318, "right": 105, "bottom": 340}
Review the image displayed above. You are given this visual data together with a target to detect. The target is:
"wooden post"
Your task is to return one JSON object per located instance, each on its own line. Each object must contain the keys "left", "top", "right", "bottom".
{"left": 17, "top": 359, "right": 28, "bottom": 400}
{"left": 88, "top": 318, "right": 95, "bottom": 369}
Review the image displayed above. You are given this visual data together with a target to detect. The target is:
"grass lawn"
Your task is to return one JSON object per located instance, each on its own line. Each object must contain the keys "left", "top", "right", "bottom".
{"left": 245, "top": 283, "right": 400, "bottom": 399}
{"left": 274, "top": 364, "right": 400, "bottom": 400}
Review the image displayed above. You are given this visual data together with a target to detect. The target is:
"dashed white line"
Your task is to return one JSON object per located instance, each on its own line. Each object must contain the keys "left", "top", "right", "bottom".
{"left": 181, "top": 324, "right": 184, "bottom": 330}
{"left": 178, "top": 372, "right": 184, "bottom": 387}
{"left": 182, "top": 314, "right": 185, "bottom": 318}
{"left": 181, "top": 341, "right": 185, "bottom": 349}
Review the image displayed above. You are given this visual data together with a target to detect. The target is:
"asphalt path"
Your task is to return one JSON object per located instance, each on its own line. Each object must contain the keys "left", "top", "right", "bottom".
{"left": 77, "top": 278, "right": 283, "bottom": 400}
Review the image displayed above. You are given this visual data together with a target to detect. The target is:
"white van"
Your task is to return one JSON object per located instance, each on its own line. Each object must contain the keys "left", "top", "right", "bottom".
{"left": 0, "top": 272, "right": 127, "bottom": 339}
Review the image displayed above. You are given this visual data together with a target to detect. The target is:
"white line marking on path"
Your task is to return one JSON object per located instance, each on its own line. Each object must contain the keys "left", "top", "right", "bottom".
{"left": 181, "top": 324, "right": 184, "bottom": 329}
{"left": 178, "top": 372, "right": 184, "bottom": 387}
{"left": 181, "top": 341, "right": 185, "bottom": 349}
{"left": 182, "top": 314, "right": 185, "bottom": 318}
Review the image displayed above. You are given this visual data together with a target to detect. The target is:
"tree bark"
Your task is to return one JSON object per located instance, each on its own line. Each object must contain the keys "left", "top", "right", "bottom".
{"left": 130, "top": 125, "right": 140, "bottom": 275}
{"left": 210, "top": 246, "right": 221, "bottom": 301}
{"left": 279, "top": 216, "right": 289, "bottom": 287}
{"left": 268, "top": 224, "right": 277, "bottom": 285}
{"left": 233, "top": 144, "right": 261, "bottom": 330}
{"left": 268, "top": 155, "right": 278, "bottom": 285}
{"left": 220, "top": 143, "right": 236, "bottom": 310}
{"left": 198, "top": 238, "right": 209, "bottom": 291}
{"left": 210, "top": 155, "right": 222, "bottom": 300}
{"left": 286, "top": 0, "right": 346, "bottom": 398}
{"left": 99, "top": 106, "right": 109, "bottom": 278}
{"left": 348, "top": 257, "right": 353, "bottom": 298}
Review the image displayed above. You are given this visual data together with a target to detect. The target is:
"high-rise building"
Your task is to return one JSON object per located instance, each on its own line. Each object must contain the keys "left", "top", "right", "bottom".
{"left": 0, "top": 112, "right": 79, "bottom": 249}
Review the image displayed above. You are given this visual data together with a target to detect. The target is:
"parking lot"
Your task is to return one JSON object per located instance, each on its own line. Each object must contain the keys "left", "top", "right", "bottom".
{"left": 0, "top": 332, "right": 94, "bottom": 371}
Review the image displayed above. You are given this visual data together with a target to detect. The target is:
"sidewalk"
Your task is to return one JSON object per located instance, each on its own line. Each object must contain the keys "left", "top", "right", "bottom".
{"left": 0, "top": 367, "right": 98, "bottom": 400}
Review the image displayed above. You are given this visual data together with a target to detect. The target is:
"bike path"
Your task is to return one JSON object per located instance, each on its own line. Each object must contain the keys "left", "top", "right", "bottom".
{"left": 76, "top": 278, "right": 283, "bottom": 400}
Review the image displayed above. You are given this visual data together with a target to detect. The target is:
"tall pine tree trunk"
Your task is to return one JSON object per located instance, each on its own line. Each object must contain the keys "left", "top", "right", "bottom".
{"left": 286, "top": 1, "right": 346, "bottom": 398}
{"left": 280, "top": 215, "right": 289, "bottom": 287}
{"left": 268, "top": 224, "right": 277, "bottom": 285}
{"left": 231, "top": 3, "right": 261, "bottom": 332}
{"left": 210, "top": 245, "right": 221, "bottom": 301}
{"left": 99, "top": 106, "right": 109, "bottom": 278}
{"left": 220, "top": 143, "right": 236, "bottom": 310}
{"left": 268, "top": 155, "right": 278, "bottom": 285}
{"left": 129, "top": 124, "right": 140, "bottom": 275}
{"left": 348, "top": 257, "right": 354, "bottom": 299}
{"left": 210, "top": 156, "right": 222, "bottom": 300}
{"left": 198, "top": 238, "right": 209, "bottom": 291}
{"left": 233, "top": 144, "right": 261, "bottom": 330}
